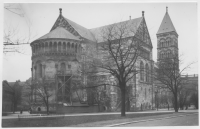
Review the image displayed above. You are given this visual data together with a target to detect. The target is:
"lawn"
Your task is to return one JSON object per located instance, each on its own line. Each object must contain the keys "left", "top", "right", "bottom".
{"left": 2, "top": 112, "right": 174, "bottom": 127}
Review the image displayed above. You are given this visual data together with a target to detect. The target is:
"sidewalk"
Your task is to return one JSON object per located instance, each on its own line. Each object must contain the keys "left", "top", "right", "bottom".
{"left": 71, "top": 111, "right": 199, "bottom": 127}
{"left": 2, "top": 109, "right": 198, "bottom": 127}
{"left": 2, "top": 109, "right": 198, "bottom": 119}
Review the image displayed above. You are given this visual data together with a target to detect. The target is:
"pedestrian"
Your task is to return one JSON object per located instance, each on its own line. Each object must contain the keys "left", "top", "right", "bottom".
{"left": 20, "top": 109, "right": 23, "bottom": 114}
{"left": 29, "top": 107, "right": 32, "bottom": 114}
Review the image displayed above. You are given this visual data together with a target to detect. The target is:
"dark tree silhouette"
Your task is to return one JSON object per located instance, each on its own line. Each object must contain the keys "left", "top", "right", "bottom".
{"left": 32, "top": 79, "right": 53, "bottom": 115}
{"left": 12, "top": 80, "right": 23, "bottom": 113}
{"left": 92, "top": 21, "right": 145, "bottom": 116}
{"left": 155, "top": 57, "right": 194, "bottom": 112}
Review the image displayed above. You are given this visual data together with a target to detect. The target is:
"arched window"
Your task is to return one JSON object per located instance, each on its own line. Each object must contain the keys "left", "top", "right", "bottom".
{"left": 63, "top": 42, "right": 66, "bottom": 52}
{"left": 72, "top": 43, "right": 74, "bottom": 52}
{"left": 140, "top": 61, "right": 144, "bottom": 81}
{"left": 67, "top": 42, "right": 70, "bottom": 52}
{"left": 161, "top": 53, "right": 164, "bottom": 59}
{"left": 163, "top": 53, "right": 165, "bottom": 58}
{"left": 49, "top": 42, "right": 52, "bottom": 52}
{"left": 60, "top": 62, "right": 66, "bottom": 74}
{"left": 145, "top": 64, "right": 149, "bottom": 82}
{"left": 168, "top": 51, "right": 170, "bottom": 58}
{"left": 39, "top": 63, "right": 42, "bottom": 78}
{"left": 75, "top": 44, "right": 78, "bottom": 53}
{"left": 58, "top": 42, "right": 61, "bottom": 52}
{"left": 54, "top": 42, "right": 57, "bottom": 52}
{"left": 68, "top": 64, "right": 71, "bottom": 69}
{"left": 36, "top": 61, "right": 42, "bottom": 79}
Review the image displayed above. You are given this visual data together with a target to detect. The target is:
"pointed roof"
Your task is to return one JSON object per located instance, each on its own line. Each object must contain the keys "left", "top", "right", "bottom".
{"left": 50, "top": 9, "right": 95, "bottom": 42}
{"left": 90, "top": 17, "right": 143, "bottom": 43}
{"left": 35, "top": 27, "right": 80, "bottom": 42}
{"left": 157, "top": 7, "right": 177, "bottom": 35}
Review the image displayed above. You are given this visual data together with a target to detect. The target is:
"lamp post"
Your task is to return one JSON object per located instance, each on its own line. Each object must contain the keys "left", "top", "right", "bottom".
{"left": 155, "top": 86, "right": 159, "bottom": 111}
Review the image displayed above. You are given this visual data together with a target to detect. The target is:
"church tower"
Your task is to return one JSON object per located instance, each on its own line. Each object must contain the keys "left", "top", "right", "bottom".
{"left": 157, "top": 7, "right": 179, "bottom": 62}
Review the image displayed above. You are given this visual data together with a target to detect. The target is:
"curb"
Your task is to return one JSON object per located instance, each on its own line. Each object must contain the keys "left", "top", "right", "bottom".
{"left": 105, "top": 112, "right": 198, "bottom": 127}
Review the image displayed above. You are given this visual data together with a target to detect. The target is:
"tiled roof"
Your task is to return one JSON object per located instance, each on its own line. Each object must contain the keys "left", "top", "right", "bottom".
{"left": 157, "top": 12, "right": 177, "bottom": 35}
{"left": 35, "top": 27, "right": 80, "bottom": 42}
{"left": 64, "top": 17, "right": 96, "bottom": 42}
{"left": 90, "top": 17, "right": 143, "bottom": 43}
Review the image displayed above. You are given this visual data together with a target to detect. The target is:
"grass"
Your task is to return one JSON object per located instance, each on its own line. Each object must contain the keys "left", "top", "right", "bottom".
{"left": 2, "top": 112, "right": 176, "bottom": 127}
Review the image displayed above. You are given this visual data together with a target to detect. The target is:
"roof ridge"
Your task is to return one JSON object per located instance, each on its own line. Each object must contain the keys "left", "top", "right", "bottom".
{"left": 89, "top": 17, "right": 143, "bottom": 30}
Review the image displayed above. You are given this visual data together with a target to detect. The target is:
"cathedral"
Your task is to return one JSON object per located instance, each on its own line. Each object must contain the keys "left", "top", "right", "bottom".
{"left": 30, "top": 7, "right": 178, "bottom": 113}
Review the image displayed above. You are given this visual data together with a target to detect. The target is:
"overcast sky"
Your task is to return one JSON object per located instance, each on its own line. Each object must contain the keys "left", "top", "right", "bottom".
{"left": 3, "top": 2, "right": 198, "bottom": 82}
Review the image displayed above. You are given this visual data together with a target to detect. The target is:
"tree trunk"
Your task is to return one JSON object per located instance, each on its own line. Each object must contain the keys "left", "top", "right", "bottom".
{"left": 46, "top": 98, "right": 49, "bottom": 115}
{"left": 121, "top": 87, "right": 126, "bottom": 117}
{"left": 174, "top": 93, "right": 179, "bottom": 112}
{"left": 167, "top": 102, "right": 169, "bottom": 110}
{"left": 98, "top": 101, "right": 100, "bottom": 112}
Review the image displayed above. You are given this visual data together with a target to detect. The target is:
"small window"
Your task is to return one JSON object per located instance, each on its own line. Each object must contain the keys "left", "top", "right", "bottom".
{"left": 140, "top": 61, "right": 144, "bottom": 81}
{"left": 61, "top": 63, "right": 66, "bottom": 73}
{"left": 68, "top": 64, "right": 71, "bottom": 69}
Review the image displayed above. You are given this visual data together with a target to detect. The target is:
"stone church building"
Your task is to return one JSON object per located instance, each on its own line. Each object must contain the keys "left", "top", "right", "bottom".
{"left": 30, "top": 7, "right": 177, "bottom": 113}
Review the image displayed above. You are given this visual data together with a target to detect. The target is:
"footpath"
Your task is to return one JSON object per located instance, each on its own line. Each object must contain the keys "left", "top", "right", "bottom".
{"left": 2, "top": 109, "right": 174, "bottom": 119}
{"left": 1, "top": 109, "right": 198, "bottom": 127}
{"left": 2, "top": 108, "right": 197, "bottom": 119}
{"left": 70, "top": 109, "right": 199, "bottom": 127}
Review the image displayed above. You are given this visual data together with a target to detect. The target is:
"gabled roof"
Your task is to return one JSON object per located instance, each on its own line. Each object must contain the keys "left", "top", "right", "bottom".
{"left": 157, "top": 11, "right": 177, "bottom": 35}
{"left": 90, "top": 17, "right": 143, "bottom": 43}
{"left": 35, "top": 27, "right": 80, "bottom": 42}
{"left": 63, "top": 17, "right": 96, "bottom": 41}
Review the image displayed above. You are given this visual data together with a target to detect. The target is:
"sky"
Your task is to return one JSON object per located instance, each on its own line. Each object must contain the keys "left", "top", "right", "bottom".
{"left": 2, "top": 1, "right": 199, "bottom": 82}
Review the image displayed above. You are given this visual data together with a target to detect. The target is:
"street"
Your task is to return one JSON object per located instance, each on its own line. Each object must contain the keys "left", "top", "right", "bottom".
{"left": 117, "top": 113, "right": 198, "bottom": 126}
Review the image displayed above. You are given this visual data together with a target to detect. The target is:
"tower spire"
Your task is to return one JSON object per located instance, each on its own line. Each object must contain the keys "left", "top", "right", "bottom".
{"left": 59, "top": 8, "right": 62, "bottom": 15}
{"left": 157, "top": 7, "right": 177, "bottom": 35}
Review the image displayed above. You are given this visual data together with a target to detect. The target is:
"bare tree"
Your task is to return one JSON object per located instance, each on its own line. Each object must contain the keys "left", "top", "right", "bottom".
{"left": 21, "top": 78, "right": 33, "bottom": 108}
{"left": 190, "top": 92, "right": 198, "bottom": 109}
{"left": 4, "top": 3, "right": 33, "bottom": 54}
{"left": 91, "top": 21, "right": 145, "bottom": 116}
{"left": 155, "top": 57, "right": 194, "bottom": 112}
{"left": 179, "top": 88, "right": 191, "bottom": 110}
{"left": 32, "top": 79, "right": 53, "bottom": 115}
{"left": 11, "top": 80, "right": 23, "bottom": 113}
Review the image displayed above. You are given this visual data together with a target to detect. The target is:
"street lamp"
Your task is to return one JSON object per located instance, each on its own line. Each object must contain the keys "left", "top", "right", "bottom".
{"left": 155, "top": 86, "right": 158, "bottom": 111}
